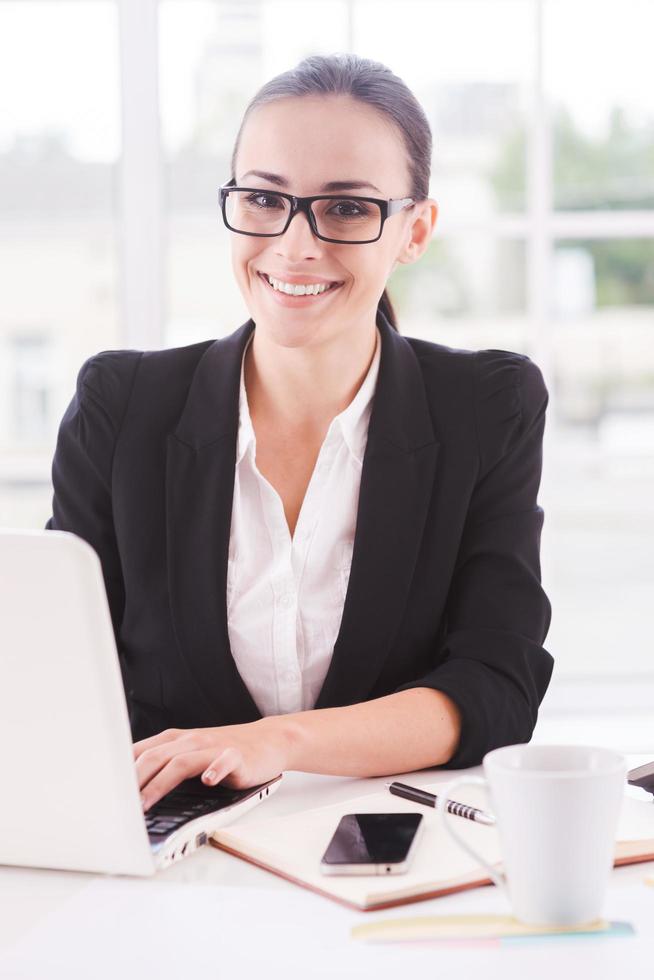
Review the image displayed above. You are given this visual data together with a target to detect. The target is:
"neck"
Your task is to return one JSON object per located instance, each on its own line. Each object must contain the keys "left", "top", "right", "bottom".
{"left": 244, "top": 319, "right": 378, "bottom": 435}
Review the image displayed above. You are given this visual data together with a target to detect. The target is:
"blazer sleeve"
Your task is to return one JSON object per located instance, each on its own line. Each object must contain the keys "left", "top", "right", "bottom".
{"left": 45, "top": 351, "right": 142, "bottom": 638}
{"left": 395, "top": 349, "right": 554, "bottom": 770}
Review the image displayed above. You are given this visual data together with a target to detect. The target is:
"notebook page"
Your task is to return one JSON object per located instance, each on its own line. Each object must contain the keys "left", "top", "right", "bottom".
{"left": 211, "top": 782, "right": 502, "bottom": 909}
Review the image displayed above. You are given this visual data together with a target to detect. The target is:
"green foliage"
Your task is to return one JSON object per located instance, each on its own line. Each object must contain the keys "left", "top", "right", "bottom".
{"left": 488, "top": 123, "right": 526, "bottom": 212}
{"left": 490, "top": 104, "right": 654, "bottom": 212}
{"left": 554, "top": 106, "right": 654, "bottom": 211}
{"left": 562, "top": 238, "right": 654, "bottom": 306}
{"left": 489, "top": 104, "right": 654, "bottom": 306}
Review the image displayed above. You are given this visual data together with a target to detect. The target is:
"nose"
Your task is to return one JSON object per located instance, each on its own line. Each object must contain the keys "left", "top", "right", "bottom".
{"left": 274, "top": 207, "right": 325, "bottom": 261}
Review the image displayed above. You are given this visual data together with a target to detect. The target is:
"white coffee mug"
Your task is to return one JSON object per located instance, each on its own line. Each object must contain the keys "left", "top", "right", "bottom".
{"left": 438, "top": 744, "right": 627, "bottom": 927}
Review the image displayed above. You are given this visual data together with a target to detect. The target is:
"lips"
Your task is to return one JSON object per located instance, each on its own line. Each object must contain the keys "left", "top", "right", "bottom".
{"left": 257, "top": 272, "right": 343, "bottom": 294}
{"left": 258, "top": 271, "right": 343, "bottom": 288}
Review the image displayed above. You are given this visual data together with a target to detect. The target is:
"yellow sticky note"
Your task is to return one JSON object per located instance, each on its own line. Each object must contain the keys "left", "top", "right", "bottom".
{"left": 351, "top": 914, "right": 610, "bottom": 943}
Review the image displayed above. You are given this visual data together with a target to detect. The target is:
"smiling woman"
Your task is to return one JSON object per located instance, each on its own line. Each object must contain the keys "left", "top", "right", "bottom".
{"left": 45, "top": 53, "right": 553, "bottom": 812}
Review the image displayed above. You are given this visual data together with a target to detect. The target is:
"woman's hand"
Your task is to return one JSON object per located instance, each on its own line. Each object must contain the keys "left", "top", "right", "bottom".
{"left": 133, "top": 717, "right": 291, "bottom": 811}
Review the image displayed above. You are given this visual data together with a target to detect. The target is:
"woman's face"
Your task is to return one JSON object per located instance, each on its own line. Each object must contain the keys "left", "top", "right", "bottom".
{"left": 230, "top": 94, "right": 436, "bottom": 350}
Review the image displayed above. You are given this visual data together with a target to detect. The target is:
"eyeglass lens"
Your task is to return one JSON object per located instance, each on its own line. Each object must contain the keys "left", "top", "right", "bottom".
{"left": 225, "top": 190, "right": 383, "bottom": 242}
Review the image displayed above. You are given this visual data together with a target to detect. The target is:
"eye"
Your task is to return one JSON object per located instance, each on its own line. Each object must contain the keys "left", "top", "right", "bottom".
{"left": 329, "top": 199, "right": 371, "bottom": 218}
{"left": 244, "top": 192, "right": 285, "bottom": 210}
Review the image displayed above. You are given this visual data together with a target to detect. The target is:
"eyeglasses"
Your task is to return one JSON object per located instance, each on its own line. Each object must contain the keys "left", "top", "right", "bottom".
{"left": 219, "top": 178, "right": 416, "bottom": 245}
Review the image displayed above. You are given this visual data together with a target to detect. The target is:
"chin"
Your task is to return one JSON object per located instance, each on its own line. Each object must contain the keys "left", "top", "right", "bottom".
{"left": 254, "top": 314, "right": 331, "bottom": 349}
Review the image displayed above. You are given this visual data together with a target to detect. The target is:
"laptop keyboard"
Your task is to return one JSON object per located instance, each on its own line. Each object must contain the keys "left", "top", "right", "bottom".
{"left": 144, "top": 779, "right": 247, "bottom": 843}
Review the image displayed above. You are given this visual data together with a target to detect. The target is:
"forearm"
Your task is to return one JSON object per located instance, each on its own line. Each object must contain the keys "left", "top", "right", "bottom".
{"left": 266, "top": 687, "right": 462, "bottom": 778}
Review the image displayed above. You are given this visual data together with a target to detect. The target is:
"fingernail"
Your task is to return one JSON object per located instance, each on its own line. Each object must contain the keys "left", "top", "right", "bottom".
{"left": 141, "top": 794, "right": 148, "bottom": 810}
{"left": 203, "top": 769, "right": 217, "bottom": 783}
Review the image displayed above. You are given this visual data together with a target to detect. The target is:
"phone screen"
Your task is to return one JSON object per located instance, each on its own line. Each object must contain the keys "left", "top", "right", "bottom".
{"left": 321, "top": 812, "right": 423, "bottom": 865}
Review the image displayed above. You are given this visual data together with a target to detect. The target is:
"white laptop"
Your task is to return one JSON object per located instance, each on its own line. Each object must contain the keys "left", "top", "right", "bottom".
{"left": 0, "top": 528, "right": 282, "bottom": 876}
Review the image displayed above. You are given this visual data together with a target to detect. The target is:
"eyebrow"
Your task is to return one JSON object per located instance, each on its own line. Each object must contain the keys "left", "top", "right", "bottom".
{"left": 239, "top": 170, "right": 383, "bottom": 194}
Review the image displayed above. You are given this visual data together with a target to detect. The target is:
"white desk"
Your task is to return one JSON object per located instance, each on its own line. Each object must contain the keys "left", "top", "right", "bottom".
{"left": 1, "top": 761, "right": 653, "bottom": 979}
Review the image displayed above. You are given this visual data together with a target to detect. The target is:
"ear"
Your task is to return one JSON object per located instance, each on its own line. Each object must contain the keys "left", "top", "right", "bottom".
{"left": 395, "top": 199, "right": 438, "bottom": 268}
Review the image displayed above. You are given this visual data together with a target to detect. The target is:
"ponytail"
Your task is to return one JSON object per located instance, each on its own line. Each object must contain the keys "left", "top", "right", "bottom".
{"left": 377, "top": 288, "right": 399, "bottom": 332}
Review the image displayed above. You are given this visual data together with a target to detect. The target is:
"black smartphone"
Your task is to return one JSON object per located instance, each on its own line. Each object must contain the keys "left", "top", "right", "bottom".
{"left": 319, "top": 812, "right": 424, "bottom": 875}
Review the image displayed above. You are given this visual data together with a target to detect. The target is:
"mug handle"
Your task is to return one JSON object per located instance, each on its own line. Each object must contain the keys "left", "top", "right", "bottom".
{"left": 437, "top": 775, "right": 506, "bottom": 892}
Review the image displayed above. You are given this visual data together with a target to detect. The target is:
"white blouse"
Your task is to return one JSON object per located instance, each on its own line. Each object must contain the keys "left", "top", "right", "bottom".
{"left": 226, "top": 328, "right": 381, "bottom": 717}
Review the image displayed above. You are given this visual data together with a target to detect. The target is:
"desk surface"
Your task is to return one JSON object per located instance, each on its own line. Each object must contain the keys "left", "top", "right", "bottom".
{"left": 1, "top": 760, "right": 654, "bottom": 979}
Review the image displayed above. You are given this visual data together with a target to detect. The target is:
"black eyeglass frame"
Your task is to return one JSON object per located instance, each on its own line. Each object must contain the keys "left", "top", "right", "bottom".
{"left": 219, "top": 178, "right": 416, "bottom": 244}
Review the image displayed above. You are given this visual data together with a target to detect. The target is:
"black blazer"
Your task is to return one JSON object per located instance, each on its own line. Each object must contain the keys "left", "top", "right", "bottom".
{"left": 46, "top": 309, "right": 553, "bottom": 769}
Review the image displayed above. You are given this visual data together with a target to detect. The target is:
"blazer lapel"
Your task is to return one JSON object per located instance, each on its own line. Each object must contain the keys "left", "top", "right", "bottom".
{"left": 314, "top": 311, "right": 440, "bottom": 709}
{"left": 166, "top": 319, "right": 262, "bottom": 723}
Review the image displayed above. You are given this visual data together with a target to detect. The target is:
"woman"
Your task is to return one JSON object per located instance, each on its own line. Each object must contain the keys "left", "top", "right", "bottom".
{"left": 46, "top": 54, "right": 553, "bottom": 812}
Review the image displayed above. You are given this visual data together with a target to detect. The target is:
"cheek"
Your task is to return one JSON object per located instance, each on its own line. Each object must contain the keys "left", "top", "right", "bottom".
{"left": 231, "top": 241, "right": 260, "bottom": 283}
{"left": 335, "top": 247, "right": 380, "bottom": 287}
{"left": 356, "top": 251, "right": 391, "bottom": 293}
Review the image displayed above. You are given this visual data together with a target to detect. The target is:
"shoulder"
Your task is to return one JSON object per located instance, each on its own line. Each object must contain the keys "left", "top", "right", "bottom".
{"left": 403, "top": 335, "right": 548, "bottom": 475}
{"left": 74, "top": 339, "right": 216, "bottom": 430}
{"left": 470, "top": 349, "right": 548, "bottom": 475}
{"left": 404, "top": 334, "right": 545, "bottom": 393}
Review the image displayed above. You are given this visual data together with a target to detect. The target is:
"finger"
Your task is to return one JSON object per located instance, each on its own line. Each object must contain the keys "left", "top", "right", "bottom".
{"left": 133, "top": 728, "right": 182, "bottom": 761}
{"left": 140, "top": 749, "right": 212, "bottom": 812}
{"left": 136, "top": 732, "right": 208, "bottom": 790}
{"left": 201, "top": 747, "right": 242, "bottom": 786}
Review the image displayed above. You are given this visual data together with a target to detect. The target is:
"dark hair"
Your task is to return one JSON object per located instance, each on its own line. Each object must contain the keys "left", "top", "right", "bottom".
{"left": 230, "top": 53, "right": 433, "bottom": 333}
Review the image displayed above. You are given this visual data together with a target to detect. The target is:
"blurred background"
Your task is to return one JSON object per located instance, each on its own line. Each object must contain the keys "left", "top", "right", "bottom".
{"left": 1, "top": 0, "right": 652, "bottom": 740}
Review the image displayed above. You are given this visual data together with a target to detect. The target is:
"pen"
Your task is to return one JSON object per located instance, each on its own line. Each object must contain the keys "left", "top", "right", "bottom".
{"left": 384, "top": 781, "right": 496, "bottom": 826}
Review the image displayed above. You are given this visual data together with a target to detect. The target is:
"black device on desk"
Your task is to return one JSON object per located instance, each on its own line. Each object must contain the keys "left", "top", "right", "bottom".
{"left": 319, "top": 813, "right": 424, "bottom": 876}
{"left": 628, "top": 761, "right": 654, "bottom": 796}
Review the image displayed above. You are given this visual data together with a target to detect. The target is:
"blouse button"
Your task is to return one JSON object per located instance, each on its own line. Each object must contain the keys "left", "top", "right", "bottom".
{"left": 279, "top": 593, "right": 295, "bottom": 608}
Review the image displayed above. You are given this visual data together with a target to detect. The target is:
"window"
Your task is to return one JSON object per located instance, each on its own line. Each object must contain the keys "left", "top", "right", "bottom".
{"left": 10, "top": 334, "right": 52, "bottom": 442}
{"left": 2, "top": 0, "right": 652, "bottom": 692}
{"left": 0, "top": 0, "right": 120, "bottom": 527}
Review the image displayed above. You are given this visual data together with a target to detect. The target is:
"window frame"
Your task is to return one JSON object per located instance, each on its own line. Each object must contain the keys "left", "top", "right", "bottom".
{"left": 3, "top": 0, "right": 653, "bottom": 709}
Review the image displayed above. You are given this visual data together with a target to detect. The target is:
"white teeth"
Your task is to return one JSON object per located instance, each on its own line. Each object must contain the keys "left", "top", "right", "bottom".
{"left": 265, "top": 274, "right": 335, "bottom": 296}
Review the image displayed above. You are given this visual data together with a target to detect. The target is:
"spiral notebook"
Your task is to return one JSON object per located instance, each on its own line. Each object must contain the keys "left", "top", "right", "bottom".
{"left": 209, "top": 782, "right": 654, "bottom": 912}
